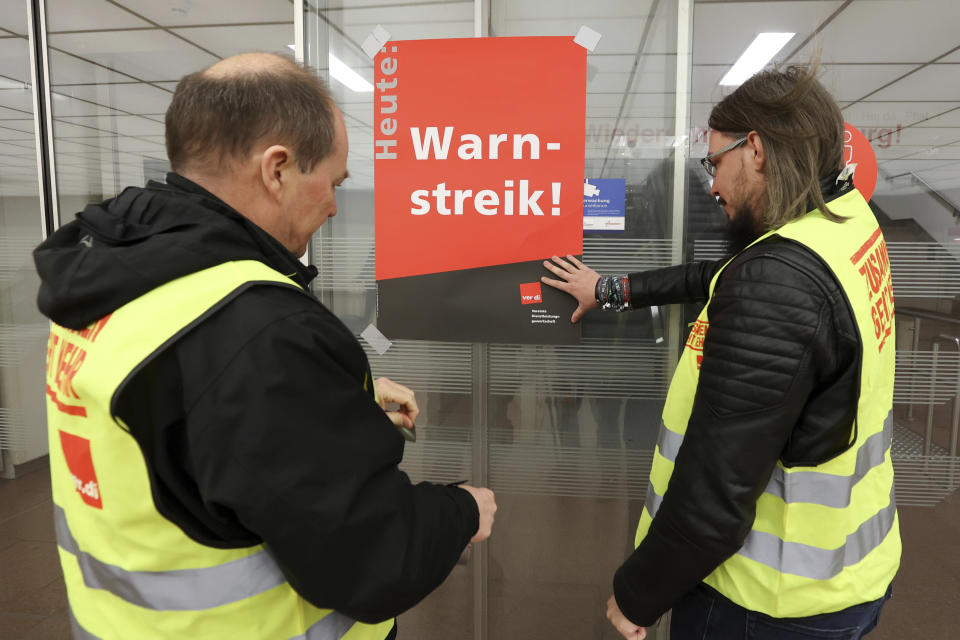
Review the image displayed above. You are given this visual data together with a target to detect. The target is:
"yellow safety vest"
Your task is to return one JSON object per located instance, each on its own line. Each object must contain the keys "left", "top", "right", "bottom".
{"left": 45, "top": 260, "right": 394, "bottom": 640}
{"left": 635, "top": 188, "right": 900, "bottom": 618}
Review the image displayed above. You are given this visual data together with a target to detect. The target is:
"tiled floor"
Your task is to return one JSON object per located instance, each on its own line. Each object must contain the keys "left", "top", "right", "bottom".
{"left": 1, "top": 458, "right": 958, "bottom": 640}
{"left": 0, "top": 461, "right": 71, "bottom": 640}
{"left": 869, "top": 492, "right": 960, "bottom": 640}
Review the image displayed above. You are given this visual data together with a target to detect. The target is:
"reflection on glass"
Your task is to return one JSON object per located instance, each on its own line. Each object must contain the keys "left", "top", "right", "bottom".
{"left": 305, "top": 4, "right": 477, "bottom": 640}
{"left": 0, "top": 5, "right": 50, "bottom": 471}
{"left": 44, "top": 0, "right": 294, "bottom": 222}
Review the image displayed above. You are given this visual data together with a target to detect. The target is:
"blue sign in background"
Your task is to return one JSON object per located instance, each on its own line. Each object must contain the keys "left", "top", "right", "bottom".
{"left": 582, "top": 178, "right": 625, "bottom": 233}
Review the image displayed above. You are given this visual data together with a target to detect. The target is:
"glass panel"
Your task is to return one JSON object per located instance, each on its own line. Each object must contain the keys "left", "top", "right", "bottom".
{"left": 0, "top": 5, "right": 48, "bottom": 471}
{"left": 309, "top": 0, "right": 681, "bottom": 637}
{"left": 485, "top": 3, "right": 677, "bottom": 638}
{"left": 44, "top": 0, "right": 295, "bottom": 222}
{"left": 691, "top": 1, "right": 960, "bottom": 638}
{"left": 305, "top": 3, "right": 478, "bottom": 638}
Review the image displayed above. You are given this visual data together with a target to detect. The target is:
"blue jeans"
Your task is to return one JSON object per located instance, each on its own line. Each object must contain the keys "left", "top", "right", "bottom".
{"left": 671, "top": 583, "right": 892, "bottom": 640}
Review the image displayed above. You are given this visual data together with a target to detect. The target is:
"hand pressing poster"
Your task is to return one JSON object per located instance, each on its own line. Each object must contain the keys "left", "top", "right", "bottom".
{"left": 374, "top": 36, "right": 586, "bottom": 343}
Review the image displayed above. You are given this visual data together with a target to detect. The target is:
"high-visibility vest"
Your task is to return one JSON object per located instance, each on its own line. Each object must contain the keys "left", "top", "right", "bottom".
{"left": 45, "top": 260, "right": 394, "bottom": 640}
{"left": 635, "top": 188, "right": 900, "bottom": 618}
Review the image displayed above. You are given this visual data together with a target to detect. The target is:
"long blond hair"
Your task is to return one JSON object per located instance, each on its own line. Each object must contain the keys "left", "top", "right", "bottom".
{"left": 708, "top": 63, "right": 846, "bottom": 228}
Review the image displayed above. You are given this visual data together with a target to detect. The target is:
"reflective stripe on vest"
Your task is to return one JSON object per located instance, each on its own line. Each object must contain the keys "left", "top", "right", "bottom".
{"left": 70, "top": 603, "right": 361, "bottom": 640}
{"left": 54, "top": 504, "right": 287, "bottom": 611}
{"left": 653, "top": 412, "right": 894, "bottom": 510}
{"left": 644, "top": 479, "right": 897, "bottom": 581}
{"left": 738, "top": 485, "right": 897, "bottom": 580}
{"left": 293, "top": 612, "right": 359, "bottom": 640}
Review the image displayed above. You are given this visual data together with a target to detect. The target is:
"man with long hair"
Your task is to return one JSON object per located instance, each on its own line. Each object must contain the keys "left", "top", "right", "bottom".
{"left": 544, "top": 64, "right": 899, "bottom": 639}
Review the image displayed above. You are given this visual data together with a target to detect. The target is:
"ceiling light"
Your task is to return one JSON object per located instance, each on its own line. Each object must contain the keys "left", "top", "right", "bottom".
{"left": 719, "top": 33, "right": 795, "bottom": 87}
{"left": 329, "top": 53, "right": 373, "bottom": 92}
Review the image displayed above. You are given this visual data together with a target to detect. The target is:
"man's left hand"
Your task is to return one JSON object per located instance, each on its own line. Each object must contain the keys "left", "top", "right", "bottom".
{"left": 374, "top": 377, "right": 418, "bottom": 430}
{"left": 606, "top": 595, "right": 646, "bottom": 639}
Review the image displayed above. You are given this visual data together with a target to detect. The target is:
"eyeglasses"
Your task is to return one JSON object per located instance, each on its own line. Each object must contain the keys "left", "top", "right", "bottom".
{"left": 700, "top": 136, "right": 748, "bottom": 177}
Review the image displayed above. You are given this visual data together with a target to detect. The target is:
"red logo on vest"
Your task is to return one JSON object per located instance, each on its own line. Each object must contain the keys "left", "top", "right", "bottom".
{"left": 686, "top": 320, "right": 709, "bottom": 370}
{"left": 850, "top": 227, "right": 894, "bottom": 352}
{"left": 519, "top": 282, "right": 543, "bottom": 305}
{"left": 59, "top": 430, "right": 102, "bottom": 509}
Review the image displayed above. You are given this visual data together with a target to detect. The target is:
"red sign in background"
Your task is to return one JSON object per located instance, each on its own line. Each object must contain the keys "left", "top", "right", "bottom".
{"left": 844, "top": 122, "right": 878, "bottom": 201}
{"left": 374, "top": 37, "right": 585, "bottom": 281}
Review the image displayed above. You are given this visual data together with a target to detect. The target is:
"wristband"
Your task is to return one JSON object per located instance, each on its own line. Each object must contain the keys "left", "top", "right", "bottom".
{"left": 595, "top": 277, "right": 606, "bottom": 305}
{"left": 597, "top": 274, "right": 632, "bottom": 312}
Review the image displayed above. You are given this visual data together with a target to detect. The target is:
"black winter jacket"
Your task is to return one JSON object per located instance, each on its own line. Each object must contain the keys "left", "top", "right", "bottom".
{"left": 613, "top": 186, "right": 863, "bottom": 626}
{"left": 34, "top": 174, "right": 479, "bottom": 625}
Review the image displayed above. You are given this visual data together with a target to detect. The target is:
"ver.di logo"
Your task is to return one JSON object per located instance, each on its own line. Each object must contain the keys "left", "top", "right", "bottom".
{"left": 519, "top": 282, "right": 543, "bottom": 305}
{"left": 59, "top": 430, "right": 103, "bottom": 509}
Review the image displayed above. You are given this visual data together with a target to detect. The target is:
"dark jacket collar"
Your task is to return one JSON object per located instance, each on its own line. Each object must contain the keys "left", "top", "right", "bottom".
{"left": 821, "top": 168, "right": 856, "bottom": 205}
{"left": 35, "top": 173, "right": 319, "bottom": 328}
{"left": 162, "top": 173, "right": 318, "bottom": 288}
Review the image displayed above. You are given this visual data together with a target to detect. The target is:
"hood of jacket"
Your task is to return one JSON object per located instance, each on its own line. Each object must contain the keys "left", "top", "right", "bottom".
{"left": 34, "top": 173, "right": 316, "bottom": 329}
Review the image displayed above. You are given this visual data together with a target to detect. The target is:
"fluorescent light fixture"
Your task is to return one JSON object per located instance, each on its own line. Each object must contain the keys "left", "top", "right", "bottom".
{"left": 329, "top": 53, "right": 373, "bottom": 92}
{"left": 719, "top": 33, "right": 795, "bottom": 86}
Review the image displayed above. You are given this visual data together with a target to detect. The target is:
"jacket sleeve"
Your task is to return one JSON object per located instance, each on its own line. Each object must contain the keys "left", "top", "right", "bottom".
{"left": 612, "top": 251, "right": 839, "bottom": 626}
{"left": 627, "top": 260, "right": 725, "bottom": 308}
{"left": 184, "top": 308, "right": 479, "bottom": 623}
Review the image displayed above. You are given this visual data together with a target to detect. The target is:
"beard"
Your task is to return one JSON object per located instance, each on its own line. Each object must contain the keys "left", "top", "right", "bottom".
{"left": 724, "top": 202, "right": 766, "bottom": 256}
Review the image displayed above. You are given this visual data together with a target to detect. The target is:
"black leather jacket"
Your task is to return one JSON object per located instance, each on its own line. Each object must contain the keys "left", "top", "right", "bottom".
{"left": 613, "top": 208, "right": 862, "bottom": 626}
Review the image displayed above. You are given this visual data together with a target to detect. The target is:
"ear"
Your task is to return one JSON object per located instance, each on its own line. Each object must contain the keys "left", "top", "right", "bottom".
{"left": 746, "top": 130, "right": 765, "bottom": 172}
{"left": 259, "top": 145, "right": 293, "bottom": 202}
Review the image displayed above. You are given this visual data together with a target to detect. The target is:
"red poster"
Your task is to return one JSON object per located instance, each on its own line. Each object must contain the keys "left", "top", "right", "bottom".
{"left": 374, "top": 37, "right": 585, "bottom": 343}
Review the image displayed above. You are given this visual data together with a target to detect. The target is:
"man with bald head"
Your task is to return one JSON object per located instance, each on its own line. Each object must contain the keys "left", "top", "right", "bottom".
{"left": 35, "top": 53, "right": 496, "bottom": 639}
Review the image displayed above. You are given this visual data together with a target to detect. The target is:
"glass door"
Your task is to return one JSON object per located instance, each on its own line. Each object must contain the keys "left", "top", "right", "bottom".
{"left": 0, "top": 1, "right": 49, "bottom": 475}
{"left": 307, "top": 1, "right": 682, "bottom": 638}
